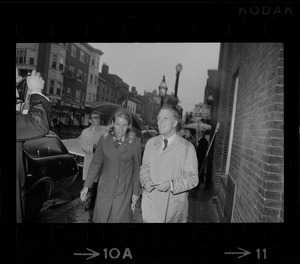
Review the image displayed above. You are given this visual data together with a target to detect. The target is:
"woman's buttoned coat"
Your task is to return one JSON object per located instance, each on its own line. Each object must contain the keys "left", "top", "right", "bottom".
{"left": 140, "top": 134, "right": 198, "bottom": 223}
{"left": 84, "top": 132, "right": 141, "bottom": 223}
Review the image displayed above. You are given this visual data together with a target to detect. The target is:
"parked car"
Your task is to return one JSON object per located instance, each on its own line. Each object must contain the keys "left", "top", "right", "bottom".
{"left": 61, "top": 137, "right": 85, "bottom": 168}
{"left": 23, "top": 131, "right": 79, "bottom": 221}
{"left": 61, "top": 129, "right": 159, "bottom": 169}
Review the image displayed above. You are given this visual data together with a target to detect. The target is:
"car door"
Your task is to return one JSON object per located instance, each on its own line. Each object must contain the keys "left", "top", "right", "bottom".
{"left": 23, "top": 134, "right": 79, "bottom": 195}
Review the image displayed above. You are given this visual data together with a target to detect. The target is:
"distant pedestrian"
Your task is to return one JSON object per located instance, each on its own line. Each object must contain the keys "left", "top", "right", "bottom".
{"left": 190, "top": 129, "right": 197, "bottom": 148}
{"left": 196, "top": 128, "right": 209, "bottom": 186}
{"left": 80, "top": 108, "right": 142, "bottom": 223}
{"left": 140, "top": 105, "right": 198, "bottom": 223}
{"left": 79, "top": 111, "right": 107, "bottom": 211}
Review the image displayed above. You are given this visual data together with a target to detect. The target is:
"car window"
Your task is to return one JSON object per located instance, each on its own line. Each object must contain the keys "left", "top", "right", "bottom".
{"left": 23, "top": 136, "right": 68, "bottom": 158}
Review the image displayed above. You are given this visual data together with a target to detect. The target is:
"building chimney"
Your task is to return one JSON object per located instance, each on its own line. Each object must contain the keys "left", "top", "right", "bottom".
{"left": 102, "top": 63, "right": 109, "bottom": 75}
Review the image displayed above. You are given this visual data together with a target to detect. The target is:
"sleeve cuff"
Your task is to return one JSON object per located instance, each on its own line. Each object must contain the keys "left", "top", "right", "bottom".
{"left": 31, "top": 92, "right": 50, "bottom": 101}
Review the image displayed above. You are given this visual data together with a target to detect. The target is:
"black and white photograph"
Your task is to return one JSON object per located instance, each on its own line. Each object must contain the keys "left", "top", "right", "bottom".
{"left": 16, "top": 42, "right": 284, "bottom": 224}
{"left": 2, "top": 1, "right": 299, "bottom": 264}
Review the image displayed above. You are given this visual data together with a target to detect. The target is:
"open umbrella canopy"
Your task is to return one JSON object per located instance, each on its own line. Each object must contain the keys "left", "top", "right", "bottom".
{"left": 183, "top": 122, "right": 212, "bottom": 131}
{"left": 90, "top": 101, "right": 146, "bottom": 131}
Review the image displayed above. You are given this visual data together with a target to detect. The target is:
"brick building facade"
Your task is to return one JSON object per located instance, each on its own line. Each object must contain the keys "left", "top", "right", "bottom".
{"left": 212, "top": 43, "right": 284, "bottom": 222}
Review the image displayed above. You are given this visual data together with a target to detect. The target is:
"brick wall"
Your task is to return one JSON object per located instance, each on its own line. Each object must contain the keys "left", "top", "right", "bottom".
{"left": 213, "top": 43, "right": 284, "bottom": 222}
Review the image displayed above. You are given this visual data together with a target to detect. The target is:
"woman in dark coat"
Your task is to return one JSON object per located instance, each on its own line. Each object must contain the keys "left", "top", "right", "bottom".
{"left": 80, "top": 109, "right": 141, "bottom": 223}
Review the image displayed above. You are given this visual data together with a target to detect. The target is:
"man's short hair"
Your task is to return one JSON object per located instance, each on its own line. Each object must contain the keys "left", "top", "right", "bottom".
{"left": 89, "top": 111, "right": 101, "bottom": 119}
{"left": 159, "top": 105, "right": 182, "bottom": 131}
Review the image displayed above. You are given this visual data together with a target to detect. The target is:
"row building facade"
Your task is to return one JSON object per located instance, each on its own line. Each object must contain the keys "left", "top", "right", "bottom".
{"left": 206, "top": 43, "right": 284, "bottom": 223}
{"left": 16, "top": 43, "right": 103, "bottom": 127}
{"left": 16, "top": 43, "right": 165, "bottom": 130}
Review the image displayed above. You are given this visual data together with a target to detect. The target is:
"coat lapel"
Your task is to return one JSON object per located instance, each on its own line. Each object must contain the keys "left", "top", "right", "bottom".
{"left": 107, "top": 134, "right": 120, "bottom": 159}
{"left": 153, "top": 134, "right": 183, "bottom": 153}
{"left": 167, "top": 134, "right": 178, "bottom": 151}
{"left": 116, "top": 140, "right": 128, "bottom": 154}
{"left": 154, "top": 135, "right": 163, "bottom": 151}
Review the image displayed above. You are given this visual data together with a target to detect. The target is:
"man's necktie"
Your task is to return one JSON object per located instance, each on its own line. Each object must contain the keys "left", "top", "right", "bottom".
{"left": 163, "top": 139, "right": 168, "bottom": 150}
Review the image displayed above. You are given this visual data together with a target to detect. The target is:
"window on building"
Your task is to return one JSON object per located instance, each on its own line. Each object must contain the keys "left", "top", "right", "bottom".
{"left": 225, "top": 74, "right": 239, "bottom": 175}
{"left": 78, "top": 69, "right": 83, "bottom": 81}
{"left": 52, "top": 54, "right": 57, "bottom": 68}
{"left": 59, "top": 57, "right": 64, "bottom": 71}
{"left": 92, "top": 94, "right": 96, "bottom": 102}
{"left": 83, "top": 73, "right": 87, "bottom": 82}
{"left": 87, "top": 92, "right": 91, "bottom": 102}
{"left": 84, "top": 53, "right": 88, "bottom": 64}
{"left": 56, "top": 82, "right": 61, "bottom": 96}
{"left": 49, "top": 80, "right": 55, "bottom": 94}
{"left": 67, "top": 87, "right": 71, "bottom": 99}
{"left": 103, "top": 86, "right": 106, "bottom": 94}
{"left": 69, "top": 65, "right": 75, "bottom": 78}
{"left": 29, "top": 50, "right": 34, "bottom": 65}
{"left": 91, "top": 57, "right": 95, "bottom": 66}
{"left": 16, "top": 49, "right": 27, "bottom": 64}
{"left": 75, "top": 90, "right": 81, "bottom": 102}
{"left": 69, "top": 65, "right": 75, "bottom": 72}
{"left": 90, "top": 74, "right": 93, "bottom": 84}
{"left": 80, "top": 50, "right": 85, "bottom": 63}
{"left": 71, "top": 44, "right": 76, "bottom": 57}
{"left": 94, "top": 77, "right": 97, "bottom": 85}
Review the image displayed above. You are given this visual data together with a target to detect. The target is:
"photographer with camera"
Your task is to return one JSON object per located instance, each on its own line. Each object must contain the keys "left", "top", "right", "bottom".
{"left": 16, "top": 68, "right": 52, "bottom": 223}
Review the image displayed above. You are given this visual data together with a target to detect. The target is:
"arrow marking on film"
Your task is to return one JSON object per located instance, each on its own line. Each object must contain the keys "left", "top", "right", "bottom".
{"left": 74, "top": 248, "right": 100, "bottom": 260}
{"left": 224, "top": 247, "right": 251, "bottom": 259}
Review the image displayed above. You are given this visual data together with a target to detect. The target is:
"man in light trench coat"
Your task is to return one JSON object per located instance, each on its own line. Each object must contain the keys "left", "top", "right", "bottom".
{"left": 80, "top": 111, "right": 107, "bottom": 210}
{"left": 140, "top": 105, "right": 198, "bottom": 223}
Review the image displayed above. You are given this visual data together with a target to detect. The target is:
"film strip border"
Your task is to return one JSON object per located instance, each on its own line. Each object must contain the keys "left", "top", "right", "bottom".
{"left": 14, "top": 224, "right": 291, "bottom": 263}
{"left": 14, "top": 3, "right": 299, "bottom": 42}
{"left": 5, "top": 1, "right": 300, "bottom": 263}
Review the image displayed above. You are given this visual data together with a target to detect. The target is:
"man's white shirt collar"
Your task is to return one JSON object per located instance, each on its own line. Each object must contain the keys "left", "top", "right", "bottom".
{"left": 162, "top": 132, "right": 177, "bottom": 146}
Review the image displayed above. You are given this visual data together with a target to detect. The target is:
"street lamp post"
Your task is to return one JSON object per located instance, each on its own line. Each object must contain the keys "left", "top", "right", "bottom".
{"left": 158, "top": 75, "right": 168, "bottom": 107}
{"left": 207, "top": 94, "right": 214, "bottom": 122}
{"left": 174, "top": 63, "right": 183, "bottom": 99}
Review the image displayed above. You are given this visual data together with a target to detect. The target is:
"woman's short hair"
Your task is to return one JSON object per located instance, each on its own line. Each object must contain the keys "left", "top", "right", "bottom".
{"left": 159, "top": 105, "right": 182, "bottom": 131}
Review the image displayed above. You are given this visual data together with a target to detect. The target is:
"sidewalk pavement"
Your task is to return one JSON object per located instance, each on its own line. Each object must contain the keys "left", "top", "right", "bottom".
{"left": 38, "top": 175, "right": 220, "bottom": 223}
{"left": 187, "top": 184, "right": 220, "bottom": 223}
{"left": 132, "top": 184, "right": 220, "bottom": 223}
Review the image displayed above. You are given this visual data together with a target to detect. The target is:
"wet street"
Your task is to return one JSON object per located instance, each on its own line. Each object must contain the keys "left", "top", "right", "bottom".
{"left": 35, "top": 171, "right": 220, "bottom": 223}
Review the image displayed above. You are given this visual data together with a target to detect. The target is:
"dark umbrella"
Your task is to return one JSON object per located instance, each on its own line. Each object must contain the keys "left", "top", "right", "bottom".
{"left": 90, "top": 101, "right": 146, "bottom": 131}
